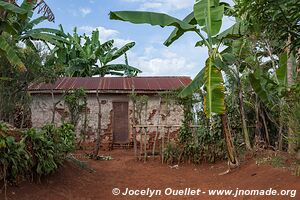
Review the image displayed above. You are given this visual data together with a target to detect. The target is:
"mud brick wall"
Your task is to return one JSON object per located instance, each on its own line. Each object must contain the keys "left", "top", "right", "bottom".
{"left": 30, "top": 93, "right": 184, "bottom": 151}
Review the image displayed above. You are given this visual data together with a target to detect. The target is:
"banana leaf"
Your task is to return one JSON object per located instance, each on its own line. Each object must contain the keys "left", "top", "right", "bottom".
{"left": 204, "top": 57, "right": 225, "bottom": 116}
{"left": 164, "top": 12, "right": 197, "bottom": 47}
{"left": 109, "top": 11, "right": 195, "bottom": 31}
{"left": 0, "top": 36, "right": 25, "bottom": 71}
{"left": 111, "top": 42, "right": 135, "bottom": 61}
{"left": 179, "top": 67, "right": 205, "bottom": 98}
{"left": 194, "top": 0, "right": 224, "bottom": 36}
{"left": 0, "top": 1, "right": 27, "bottom": 14}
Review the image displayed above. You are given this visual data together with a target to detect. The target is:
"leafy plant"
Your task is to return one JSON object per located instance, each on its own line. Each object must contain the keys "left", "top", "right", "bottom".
{"left": 64, "top": 89, "right": 87, "bottom": 127}
{"left": 46, "top": 27, "right": 141, "bottom": 77}
{"left": 0, "top": 0, "right": 67, "bottom": 72}
{"left": 0, "top": 135, "right": 31, "bottom": 182}
{"left": 0, "top": 122, "right": 75, "bottom": 184}
{"left": 163, "top": 143, "right": 180, "bottom": 164}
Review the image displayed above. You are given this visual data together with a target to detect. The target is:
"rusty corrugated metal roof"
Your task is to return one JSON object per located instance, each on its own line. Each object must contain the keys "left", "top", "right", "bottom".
{"left": 28, "top": 76, "right": 192, "bottom": 93}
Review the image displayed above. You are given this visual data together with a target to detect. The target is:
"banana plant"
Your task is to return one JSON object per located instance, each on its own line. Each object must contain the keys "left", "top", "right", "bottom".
{"left": 110, "top": 0, "right": 239, "bottom": 165}
{"left": 0, "top": 0, "right": 66, "bottom": 71}
{"left": 48, "top": 27, "right": 141, "bottom": 77}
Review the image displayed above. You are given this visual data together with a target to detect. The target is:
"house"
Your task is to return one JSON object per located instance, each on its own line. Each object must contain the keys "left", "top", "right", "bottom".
{"left": 28, "top": 76, "right": 192, "bottom": 150}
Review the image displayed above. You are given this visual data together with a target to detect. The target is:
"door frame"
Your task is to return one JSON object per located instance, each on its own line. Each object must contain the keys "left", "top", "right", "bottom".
{"left": 112, "top": 101, "right": 129, "bottom": 144}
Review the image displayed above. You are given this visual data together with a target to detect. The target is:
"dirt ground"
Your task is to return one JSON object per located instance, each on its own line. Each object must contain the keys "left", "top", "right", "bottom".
{"left": 4, "top": 150, "right": 300, "bottom": 200}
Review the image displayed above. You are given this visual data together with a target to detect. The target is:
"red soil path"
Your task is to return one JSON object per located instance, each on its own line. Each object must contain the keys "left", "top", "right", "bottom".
{"left": 5, "top": 150, "right": 300, "bottom": 200}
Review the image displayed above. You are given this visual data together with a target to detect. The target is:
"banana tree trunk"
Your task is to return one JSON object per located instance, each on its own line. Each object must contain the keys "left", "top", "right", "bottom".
{"left": 238, "top": 80, "right": 251, "bottom": 150}
{"left": 278, "top": 118, "right": 283, "bottom": 150}
{"left": 287, "top": 35, "right": 296, "bottom": 154}
{"left": 260, "top": 110, "right": 270, "bottom": 145}
{"left": 221, "top": 113, "right": 238, "bottom": 166}
{"left": 287, "top": 35, "right": 294, "bottom": 86}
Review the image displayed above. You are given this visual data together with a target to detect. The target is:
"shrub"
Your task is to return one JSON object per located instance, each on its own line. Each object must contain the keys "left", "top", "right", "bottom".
{"left": 0, "top": 122, "right": 75, "bottom": 183}
{"left": 174, "top": 93, "right": 226, "bottom": 164}
{"left": 0, "top": 135, "right": 31, "bottom": 182}
{"left": 163, "top": 143, "right": 180, "bottom": 164}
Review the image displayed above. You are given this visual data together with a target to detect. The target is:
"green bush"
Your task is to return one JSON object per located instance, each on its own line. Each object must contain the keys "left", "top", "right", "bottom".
{"left": 0, "top": 136, "right": 31, "bottom": 182}
{"left": 161, "top": 92, "right": 227, "bottom": 165}
{"left": 0, "top": 122, "right": 75, "bottom": 183}
{"left": 163, "top": 143, "right": 180, "bottom": 164}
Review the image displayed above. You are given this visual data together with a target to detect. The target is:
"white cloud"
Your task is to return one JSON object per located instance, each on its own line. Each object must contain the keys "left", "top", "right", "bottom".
{"left": 78, "top": 26, "right": 134, "bottom": 48}
{"left": 79, "top": 7, "right": 92, "bottom": 17}
{"left": 114, "top": 38, "right": 134, "bottom": 47}
{"left": 123, "top": 0, "right": 194, "bottom": 13}
{"left": 78, "top": 26, "right": 200, "bottom": 77}
{"left": 127, "top": 47, "right": 196, "bottom": 76}
{"left": 78, "top": 26, "right": 119, "bottom": 41}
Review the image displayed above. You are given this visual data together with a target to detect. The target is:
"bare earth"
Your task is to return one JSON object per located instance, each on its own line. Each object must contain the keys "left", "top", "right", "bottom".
{"left": 5, "top": 150, "right": 300, "bottom": 200}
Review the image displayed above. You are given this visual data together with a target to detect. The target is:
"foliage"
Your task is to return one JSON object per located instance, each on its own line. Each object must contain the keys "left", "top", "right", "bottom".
{"left": 0, "top": 122, "right": 75, "bottom": 183}
{"left": 0, "top": 1, "right": 67, "bottom": 126}
{"left": 110, "top": 0, "right": 240, "bottom": 165}
{"left": 129, "top": 93, "right": 149, "bottom": 123}
{"left": 256, "top": 155, "right": 287, "bottom": 168}
{"left": 0, "top": 0, "right": 67, "bottom": 72}
{"left": 46, "top": 27, "right": 141, "bottom": 77}
{"left": 64, "top": 89, "right": 87, "bottom": 127}
{"left": 0, "top": 47, "right": 42, "bottom": 126}
{"left": 236, "top": 0, "right": 300, "bottom": 51}
{"left": 285, "top": 84, "right": 300, "bottom": 149}
{"left": 0, "top": 135, "right": 31, "bottom": 182}
{"left": 294, "top": 165, "right": 300, "bottom": 176}
{"left": 163, "top": 92, "right": 226, "bottom": 164}
{"left": 163, "top": 143, "right": 180, "bottom": 164}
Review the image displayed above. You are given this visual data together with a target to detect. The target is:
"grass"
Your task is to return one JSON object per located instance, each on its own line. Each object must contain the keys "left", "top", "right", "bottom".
{"left": 255, "top": 155, "right": 286, "bottom": 168}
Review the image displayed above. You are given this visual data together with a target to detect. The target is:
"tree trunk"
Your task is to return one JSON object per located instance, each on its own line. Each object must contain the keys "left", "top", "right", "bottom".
{"left": 82, "top": 97, "right": 88, "bottom": 150}
{"left": 51, "top": 88, "right": 56, "bottom": 124}
{"left": 161, "top": 127, "right": 165, "bottom": 164}
{"left": 275, "top": 98, "right": 284, "bottom": 151}
{"left": 93, "top": 89, "right": 102, "bottom": 157}
{"left": 254, "top": 96, "right": 262, "bottom": 146}
{"left": 238, "top": 80, "right": 251, "bottom": 150}
{"left": 144, "top": 127, "right": 147, "bottom": 163}
{"left": 287, "top": 34, "right": 296, "bottom": 154}
{"left": 287, "top": 35, "right": 294, "bottom": 86}
{"left": 278, "top": 120, "right": 283, "bottom": 151}
{"left": 220, "top": 113, "right": 238, "bottom": 166}
{"left": 143, "top": 102, "right": 148, "bottom": 162}
{"left": 152, "top": 97, "right": 161, "bottom": 157}
{"left": 132, "top": 99, "right": 138, "bottom": 160}
{"left": 260, "top": 110, "right": 270, "bottom": 145}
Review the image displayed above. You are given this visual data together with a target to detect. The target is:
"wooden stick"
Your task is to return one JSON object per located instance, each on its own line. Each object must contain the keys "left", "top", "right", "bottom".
{"left": 144, "top": 127, "right": 147, "bottom": 162}
{"left": 152, "top": 97, "right": 161, "bottom": 157}
{"left": 132, "top": 97, "right": 137, "bottom": 160}
{"left": 161, "top": 126, "right": 165, "bottom": 164}
{"left": 93, "top": 89, "right": 102, "bottom": 157}
{"left": 139, "top": 128, "right": 142, "bottom": 161}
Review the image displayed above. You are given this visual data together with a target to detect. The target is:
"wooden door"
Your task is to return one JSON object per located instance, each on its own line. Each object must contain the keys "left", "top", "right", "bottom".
{"left": 113, "top": 102, "right": 129, "bottom": 143}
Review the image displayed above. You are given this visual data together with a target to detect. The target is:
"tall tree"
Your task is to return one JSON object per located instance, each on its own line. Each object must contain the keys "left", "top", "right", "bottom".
{"left": 237, "top": 0, "right": 300, "bottom": 153}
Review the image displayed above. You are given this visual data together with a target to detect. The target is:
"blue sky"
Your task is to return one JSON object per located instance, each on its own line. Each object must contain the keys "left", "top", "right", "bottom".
{"left": 39, "top": 0, "right": 235, "bottom": 78}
